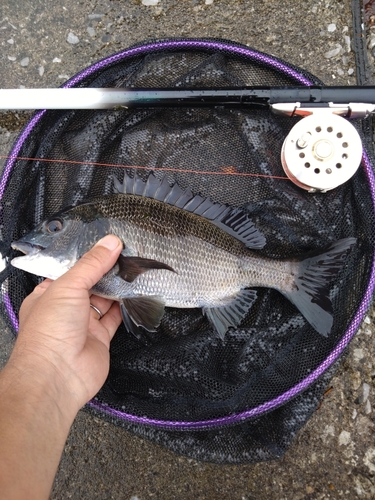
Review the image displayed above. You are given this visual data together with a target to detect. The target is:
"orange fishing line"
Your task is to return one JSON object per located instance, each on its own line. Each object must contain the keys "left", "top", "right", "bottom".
{"left": 0, "top": 155, "right": 289, "bottom": 181}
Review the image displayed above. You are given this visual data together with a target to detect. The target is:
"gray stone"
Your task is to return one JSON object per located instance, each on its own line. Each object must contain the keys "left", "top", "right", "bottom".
{"left": 324, "top": 44, "right": 343, "bottom": 58}
{"left": 86, "top": 27, "right": 95, "bottom": 37}
{"left": 363, "top": 383, "right": 371, "bottom": 403}
{"left": 87, "top": 13, "right": 103, "bottom": 20}
{"left": 19, "top": 57, "right": 29, "bottom": 67}
{"left": 67, "top": 32, "right": 79, "bottom": 44}
{"left": 344, "top": 35, "right": 351, "bottom": 52}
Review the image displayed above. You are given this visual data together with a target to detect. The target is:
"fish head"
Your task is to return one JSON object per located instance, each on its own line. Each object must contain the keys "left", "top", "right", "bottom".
{"left": 10, "top": 203, "right": 100, "bottom": 280}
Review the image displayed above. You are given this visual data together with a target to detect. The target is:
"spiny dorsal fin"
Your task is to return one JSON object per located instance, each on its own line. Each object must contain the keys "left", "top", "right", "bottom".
{"left": 112, "top": 172, "right": 265, "bottom": 249}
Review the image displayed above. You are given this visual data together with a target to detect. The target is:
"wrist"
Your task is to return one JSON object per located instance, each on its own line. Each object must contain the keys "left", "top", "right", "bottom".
{"left": 0, "top": 354, "right": 78, "bottom": 499}
{"left": 2, "top": 351, "right": 80, "bottom": 428}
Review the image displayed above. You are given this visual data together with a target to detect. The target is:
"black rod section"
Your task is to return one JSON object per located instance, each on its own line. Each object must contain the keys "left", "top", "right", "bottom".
{"left": 106, "top": 86, "right": 375, "bottom": 107}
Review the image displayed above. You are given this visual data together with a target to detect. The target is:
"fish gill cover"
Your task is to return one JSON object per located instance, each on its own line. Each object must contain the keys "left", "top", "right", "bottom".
{"left": 1, "top": 39, "right": 374, "bottom": 464}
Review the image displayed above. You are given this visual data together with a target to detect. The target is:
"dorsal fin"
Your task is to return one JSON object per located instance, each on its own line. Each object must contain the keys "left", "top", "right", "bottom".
{"left": 112, "top": 172, "right": 266, "bottom": 249}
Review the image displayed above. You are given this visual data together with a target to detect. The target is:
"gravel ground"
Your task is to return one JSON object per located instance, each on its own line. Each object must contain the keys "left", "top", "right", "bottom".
{"left": 1, "top": 1, "right": 375, "bottom": 499}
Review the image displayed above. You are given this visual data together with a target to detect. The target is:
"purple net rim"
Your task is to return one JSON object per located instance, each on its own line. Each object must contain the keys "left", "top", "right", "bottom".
{"left": 1, "top": 39, "right": 374, "bottom": 429}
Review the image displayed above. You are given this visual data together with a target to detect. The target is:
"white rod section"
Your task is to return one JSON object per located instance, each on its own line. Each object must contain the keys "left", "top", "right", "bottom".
{"left": 0, "top": 88, "right": 145, "bottom": 109}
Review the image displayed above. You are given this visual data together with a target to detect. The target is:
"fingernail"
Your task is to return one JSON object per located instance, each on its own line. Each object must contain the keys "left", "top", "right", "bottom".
{"left": 96, "top": 235, "right": 121, "bottom": 251}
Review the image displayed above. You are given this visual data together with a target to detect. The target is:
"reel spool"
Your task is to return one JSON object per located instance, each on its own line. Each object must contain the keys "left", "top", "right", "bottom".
{"left": 281, "top": 113, "right": 363, "bottom": 192}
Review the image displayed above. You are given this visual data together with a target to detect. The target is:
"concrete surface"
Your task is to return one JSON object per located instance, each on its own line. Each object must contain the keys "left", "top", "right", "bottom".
{"left": 0, "top": 0, "right": 375, "bottom": 498}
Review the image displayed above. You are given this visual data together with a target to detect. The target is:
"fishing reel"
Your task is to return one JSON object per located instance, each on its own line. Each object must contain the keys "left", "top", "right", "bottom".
{"left": 273, "top": 103, "right": 367, "bottom": 193}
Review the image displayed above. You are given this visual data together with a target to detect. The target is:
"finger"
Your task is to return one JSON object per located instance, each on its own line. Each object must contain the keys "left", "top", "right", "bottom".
{"left": 31, "top": 278, "right": 54, "bottom": 295}
{"left": 89, "top": 295, "right": 115, "bottom": 318}
{"left": 99, "top": 302, "right": 122, "bottom": 341}
{"left": 89, "top": 304, "right": 104, "bottom": 321}
{"left": 19, "top": 279, "right": 55, "bottom": 318}
{"left": 58, "top": 235, "right": 122, "bottom": 291}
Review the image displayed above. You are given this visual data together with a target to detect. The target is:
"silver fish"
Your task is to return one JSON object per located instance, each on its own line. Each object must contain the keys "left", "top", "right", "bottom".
{"left": 11, "top": 173, "right": 356, "bottom": 338}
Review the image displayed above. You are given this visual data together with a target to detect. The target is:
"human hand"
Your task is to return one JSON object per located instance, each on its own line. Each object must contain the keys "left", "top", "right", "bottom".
{"left": 8, "top": 234, "right": 123, "bottom": 420}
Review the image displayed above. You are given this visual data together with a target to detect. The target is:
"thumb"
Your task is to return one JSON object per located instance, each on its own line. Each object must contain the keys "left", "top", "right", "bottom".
{"left": 58, "top": 235, "right": 123, "bottom": 291}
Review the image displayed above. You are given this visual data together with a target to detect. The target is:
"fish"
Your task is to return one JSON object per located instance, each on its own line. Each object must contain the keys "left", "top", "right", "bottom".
{"left": 11, "top": 172, "right": 356, "bottom": 339}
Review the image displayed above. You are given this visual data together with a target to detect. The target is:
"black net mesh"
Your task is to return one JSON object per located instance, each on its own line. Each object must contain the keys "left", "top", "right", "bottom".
{"left": 0, "top": 39, "right": 374, "bottom": 464}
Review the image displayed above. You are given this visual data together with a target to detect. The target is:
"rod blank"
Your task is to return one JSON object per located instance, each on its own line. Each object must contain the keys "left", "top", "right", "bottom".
{"left": 0, "top": 86, "right": 374, "bottom": 110}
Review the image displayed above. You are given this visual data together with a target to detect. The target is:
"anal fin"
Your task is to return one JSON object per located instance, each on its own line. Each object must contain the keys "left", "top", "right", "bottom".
{"left": 203, "top": 289, "right": 257, "bottom": 339}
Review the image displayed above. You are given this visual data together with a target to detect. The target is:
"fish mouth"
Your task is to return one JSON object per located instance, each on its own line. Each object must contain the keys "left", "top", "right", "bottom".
{"left": 11, "top": 241, "right": 45, "bottom": 256}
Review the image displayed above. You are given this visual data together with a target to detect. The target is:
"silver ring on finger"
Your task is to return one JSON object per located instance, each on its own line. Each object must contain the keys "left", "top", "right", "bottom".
{"left": 90, "top": 304, "right": 103, "bottom": 319}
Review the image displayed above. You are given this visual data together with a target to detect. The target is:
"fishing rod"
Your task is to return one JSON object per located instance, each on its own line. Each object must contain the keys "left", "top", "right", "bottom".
{"left": 0, "top": 86, "right": 374, "bottom": 113}
{"left": 0, "top": 85, "right": 373, "bottom": 193}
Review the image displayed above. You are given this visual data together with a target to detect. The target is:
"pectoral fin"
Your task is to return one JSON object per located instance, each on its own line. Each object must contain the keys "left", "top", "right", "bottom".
{"left": 121, "top": 296, "right": 165, "bottom": 333}
{"left": 118, "top": 255, "right": 175, "bottom": 283}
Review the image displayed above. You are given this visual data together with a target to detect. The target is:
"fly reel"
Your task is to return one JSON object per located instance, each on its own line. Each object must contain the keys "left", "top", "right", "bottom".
{"left": 280, "top": 112, "right": 363, "bottom": 192}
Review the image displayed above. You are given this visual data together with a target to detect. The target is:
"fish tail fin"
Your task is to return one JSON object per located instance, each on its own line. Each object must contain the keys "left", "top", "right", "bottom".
{"left": 283, "top": 237, "right": 356, "bottom": 336}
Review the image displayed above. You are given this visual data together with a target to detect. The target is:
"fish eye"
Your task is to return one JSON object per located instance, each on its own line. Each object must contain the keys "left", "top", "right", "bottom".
{"left": 46, "top": 219, "right": 63, "bottom": 233}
